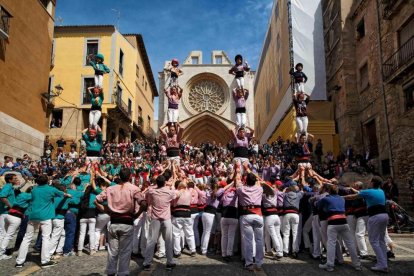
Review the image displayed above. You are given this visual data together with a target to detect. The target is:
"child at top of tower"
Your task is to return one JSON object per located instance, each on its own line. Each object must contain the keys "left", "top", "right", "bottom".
{"left": 88, "top": 53, "right": 110, "bottom": 88}
{"left": 289, "top": 63, "right": 308, "bottom": 93}
{"left": 232, "top": 87, "right": 249, "bottom": 128}
{"left": 165, "top": 85, "right": 183, "bottom": 123}
{"left": 165, "top": 58, "right": 183, "bottom": 87}
{"left": 229, "top": 54, "right": 250, "bottom": 90}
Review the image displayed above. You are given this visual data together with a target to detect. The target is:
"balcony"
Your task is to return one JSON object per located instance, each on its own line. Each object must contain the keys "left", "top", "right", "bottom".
{"left": 383, "top": 36, "right": 414, "bottom": 83}
{"left": 381, "top": 0, "right": 405, "bottom": 20}
{"left": 115, "top": 96, "right": 132, "bottom": 119}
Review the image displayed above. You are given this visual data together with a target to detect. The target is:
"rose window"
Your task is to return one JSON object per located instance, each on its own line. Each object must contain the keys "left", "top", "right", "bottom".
{"left": 188, "top": 80, "right": 225, "bottom": 113}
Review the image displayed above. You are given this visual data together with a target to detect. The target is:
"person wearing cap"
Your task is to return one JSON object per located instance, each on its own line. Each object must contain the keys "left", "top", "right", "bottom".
{"left": 318, "top": 184, "right": 362, "bottom": 272}
{"left": 165, "top": 58, "right": 183, "bottom": 87}
{"left": 229, "top": 54, "right": 250, "bottom": 90}
{"left": 344, "top": 176, "right": 389, "bottom": 273}
{"left": 236, "top": 172, "right": 264, "bottom": 271}
{"left": 289, "top": 62, "right": 308, "bottom": 94}
{"left": 95, "top": 168, "right": 144, "bottom": 276}
{"left": 88, "top": 53, "right": 110, "bottom": 88}
{"left": 82, "top": 126, "right": 103, "bottom": 164}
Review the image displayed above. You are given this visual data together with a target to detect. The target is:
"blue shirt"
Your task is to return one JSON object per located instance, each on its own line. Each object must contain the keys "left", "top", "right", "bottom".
{"left": 358, "top": 188, "right": 385, "bottom": 208}
{"left": 28, "top": 185, "right": 63, "bottom": 221}
{"left": 60, "top": 176, "right": 73, "bottom": 187}
{"left": 317, "top": 195, "right": 345, "bottom": 215}
{"left": 0, "top": 183, "right": 16, "bottom": 214}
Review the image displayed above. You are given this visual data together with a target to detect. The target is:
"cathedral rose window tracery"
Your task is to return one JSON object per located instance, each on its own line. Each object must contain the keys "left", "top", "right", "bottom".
{"left": 188, "top": 80, "right": 225, "bottom": 113}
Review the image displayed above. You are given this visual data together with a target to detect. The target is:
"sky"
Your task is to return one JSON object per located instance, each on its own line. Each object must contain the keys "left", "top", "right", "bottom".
{"left": 55, "top": 0, "right": 274, "bottom": 119}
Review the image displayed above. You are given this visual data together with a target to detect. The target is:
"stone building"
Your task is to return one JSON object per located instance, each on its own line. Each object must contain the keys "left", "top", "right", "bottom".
{"left": 48, "top": 25, "right": 158, "bottom": 149}
{"left": 0, "top": 0, "right": 56, "bottom": 160}
{"left": 322, "top": 0, "right": 413, "bottom": 207}
{"left": 157, "top": 50, "right": 255, "bottom": 145}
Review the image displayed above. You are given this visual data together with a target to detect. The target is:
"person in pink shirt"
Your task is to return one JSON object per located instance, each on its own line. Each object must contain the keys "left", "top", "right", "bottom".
{"left": 236, "top": 172, "right": 264, "bottom": 271}
{"left": 164, "top": 85, "right": 183, "bottom": 123}
{"left": 95, "top": 168, "right": 145, "bottom": 276}
{"left": 159, "top": 123, "right": 184, "bottom": 164}
{"left": 192, "top": 183, "right": 207, "bottom": 248}
{"left": 171, "top": 179, "right": 196, "bottom": 257}
{"left": 143, "top": 174, "right": 177, "bottom": 271}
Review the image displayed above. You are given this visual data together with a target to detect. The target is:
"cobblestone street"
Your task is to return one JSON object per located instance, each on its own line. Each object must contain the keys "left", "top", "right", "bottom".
{"left": 0, "top": 234, "right": 413, "bottom": 276}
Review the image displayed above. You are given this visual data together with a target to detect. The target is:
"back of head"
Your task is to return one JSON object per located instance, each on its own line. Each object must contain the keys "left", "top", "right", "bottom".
{"left": 36, "top": 174, "right": 49, "bottom": 185}
{"left": 371, "top": 176, "right": 383, "bottom": 189}
{"left": 163, "top": 169, "right": 172, "bottom": 181}
{"left": 328, "top": 184, "right": 339, "bottom": 195}
{"left": 73, "top": 177, "right": 81, "bottom": 186}
{"left": 156, "top": 175, "right": 166, "bottom": 188}
{"left": 119, "top": 168, "right": 131, "bottom": 182}
{"left": 246, "top": 173, "right": 257, "bottom": 187}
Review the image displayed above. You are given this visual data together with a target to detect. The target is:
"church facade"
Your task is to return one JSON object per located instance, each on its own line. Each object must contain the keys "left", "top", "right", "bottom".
{"left": 157, "top": 50, "right": 255, "bottom": 145}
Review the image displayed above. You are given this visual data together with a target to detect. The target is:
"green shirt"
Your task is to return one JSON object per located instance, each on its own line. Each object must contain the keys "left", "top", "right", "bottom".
{"left": 60, "top": 175, "right": 73, "bottom": 187}
{"left": 0, "top": 183, "right": 16, "bottom": 214}
{"left": 67, "top": 189, "right": 84, "bottom": 215}
{"left": 82, "top": 133, "right": 103, "bottom": 153}
{"left": 108, "top": 164, "right": 121, "bottom": 176}
{"left": 54, "top": 194, "right": 80, "bottom": 219}
{"left": 28, "top": 185, "right": 63, "bottom": 221}
{"left": 89, "top": 92, "right": 104, "bottom": 107}
{"left": 12, "top": 192, "right": 32, "bottom": 210}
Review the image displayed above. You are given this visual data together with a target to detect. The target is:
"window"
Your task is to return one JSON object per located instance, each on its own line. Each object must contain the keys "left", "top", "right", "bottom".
{"left": 404, "top": 83, "right": 414, "bottom": 111}
{"left": 147, "top": 115, "right": 151, "bottom": 130}
{"left": 356, "top": 18, "right": 365, "bottom": 40}
{"left": 142, "top": 76, "right": 144, "bottom": 86}
{"left": 136, "top": 65, "right": 140, "bottom": 78}
{"left": 50, "top": 109, "right": 63, "bottom": 129}
{"left": 39, "top": 0, "right": 53, "bottom": 16}
{"left": 82, "top": 78, "right": 95, "bottom": 104}
{"left": 365, "top": 119, "right": 378, "bottom": 157}
{"left": 266, "top": 91, "right": 270, "bottom": 113}
{"left": 116, "top": 85, "right": 123, "bottom": 104}
{"left": 359, "top": 63, "right": 369, "bottom": 90}
{"left": 51, "top": 40, "right": 55, "bottom": 66}
{"left": 128, "top": 99, "right": 132, "bottom": 116}
{"left": 85, "top": 39, "right": 99, "bottom": 65}
{"left": 398, "top": 17, "right": 414, "bottom": 46}
{"left": 145, "top": 81, "right": 147, "bottom": 91}
{"left": 215, "top": 55, "right": 222, "bottom": 64}
{"left": 0, "top": 5, "right": 12, "bottom": 39}
{"left": 48, "top": 76, "right": 53, "bottom": 94}
{"left": 119, "top": 49, "right": 124, "bottom": 76}
{"left": 277, "top": 34, "right": 281, "bottom": 51}
{"left": 138, "top": 106, "right": 142, "bottom": 117}
{"left": 191, "top": 56, "right": 199, "bottom": 65}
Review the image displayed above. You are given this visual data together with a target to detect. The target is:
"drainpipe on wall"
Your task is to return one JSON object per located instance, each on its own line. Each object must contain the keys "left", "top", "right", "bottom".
{"left": 375, "top": 0, "right": 394, "bottom": 178}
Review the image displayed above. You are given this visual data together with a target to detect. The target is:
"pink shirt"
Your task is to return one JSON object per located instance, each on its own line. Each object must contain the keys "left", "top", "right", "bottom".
{"left": 195, "top": 187, "right": 207, "bottom": 205}
{"left": 173, "top": 189, "right": 192, "bottom": 207}
{"left": 146, "top": 186, "right": 176, "bottom": 220}
{"left": 189, "top": 188, "right": 198, "bottom": 205}
{"left": 96, "top": 182, "right": 143, "bottom": 215}
{"left": 236, "top": 185, "right": 263, "bottom": 207}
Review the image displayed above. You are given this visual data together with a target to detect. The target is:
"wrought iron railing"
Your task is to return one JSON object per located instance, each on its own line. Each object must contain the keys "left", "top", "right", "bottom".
{"left": 115, "top": 96, "right": 131, "bottom": 118}
{"left": 383, "top": 35, "right": 414, "bottom": 81}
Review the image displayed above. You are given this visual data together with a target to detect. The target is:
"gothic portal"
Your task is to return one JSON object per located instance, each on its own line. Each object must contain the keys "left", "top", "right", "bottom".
{"left": 158, "top": 51, "right": 255, "bottom": 145}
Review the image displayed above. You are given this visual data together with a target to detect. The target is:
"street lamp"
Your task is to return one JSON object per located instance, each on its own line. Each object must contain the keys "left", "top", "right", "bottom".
{"left": 42, "top": 84, "right": 64, "bottom": 104}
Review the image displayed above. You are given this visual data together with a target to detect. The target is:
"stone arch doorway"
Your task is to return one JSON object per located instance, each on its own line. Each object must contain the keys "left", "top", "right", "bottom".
{"left": 180, "top": 111, "right": 236, "bottom": 145}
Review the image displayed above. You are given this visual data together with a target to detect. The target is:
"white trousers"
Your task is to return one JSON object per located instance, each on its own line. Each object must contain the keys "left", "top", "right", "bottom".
{"left": 0, "top": 214, "right": 7, "bottom": 246}
{"left": 89, "top": 110, "right": 102, "bottom": 128}
{"left": 56, "top": 229, "right": 65, "bottom": 254}
{"left": 167, "top": 108, "right": 179, "bottom": 123}
{"left": 282, "top": 213, "right": 299, "bottom": 253}
{"left": 144, "top": 219, "right": 174, "bottom": 266}
{"left": 311, "top": 215, "right": 322, "bottom": 258}
{"left": 320, "top": 220, "right": 343, "bottom": 261}
{"left": 236, "top": 77, "right": 245, "bottom": 89}
{"left": 220, "top": 217, "right": 238, "bottom": 257}
{"left": 201, "top": 212, "right": 215, "bottom": 254}
{"left": 236, "top": 113, "right": 247, "bottom": 127}
{"left": 368, "top": 213, "right": 388, "bottom": 269}
{"left": 49, "top": 219, "right": 65, "bottom": 255}
{"left": 16, "top": 220, "right": 53, "bottom": 265}
{"left": 302, "top": 215, "right": 313, "bottom": 249}
{"left": 95, "top": 213, "right": 110, "bottom": 250}
{"left": 191, "top": 213, "right": 201, "bottom": 247}
{"left": 295, "top": 116, "right": 308, "bottom": 136}
{"left": 326, "top": 224, "right": 361, "bottom": 268}
{"left": 355, "top": 216, "right": 369, "bottom": 256}
{"left": 78, "top": 218, "right": 96, "bottom": 251}
{"left": 294, "top": 82, "right": 305, "bottom": 93}
{"left": 107, "top": 223, "right": 134, "bottom": 276}
{"left": 264, "top": 215, "right": 283, "bottom": 256}
{"left": 94, "top": 75, "right": 103, "bottom": 88}
{"left": 240, "top": 214, "right": 264, "bottom": 267}
{"left": 172, "top": 216, "right": 195, "bottom": 254}
{"left": 0, "top": 214, "right": 22, "bottom": 255}
{"left": 133, "top": 216, "right": 145, "bottom": 254}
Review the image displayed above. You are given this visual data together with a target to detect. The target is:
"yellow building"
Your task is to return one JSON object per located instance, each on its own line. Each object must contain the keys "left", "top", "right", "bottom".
{"left": 254, "top": 0, "right": 338, "bottom": 155}
{"left": 48, "top": 25, "right": 157, "bottom": 146}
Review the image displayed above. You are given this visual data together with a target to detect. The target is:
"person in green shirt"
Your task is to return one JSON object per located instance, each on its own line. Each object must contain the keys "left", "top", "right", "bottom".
{"left": 82, "top": 127, "right": 103, "bottom": 163}
{"left": 0, "top": 174, "right": 19, "bottom": 250}
{"left": 0, "top": 186, "right": 32, "bottom": 260}
{"left": 15, "top": 175, "right": 71, "bottom": 268}
{"left": 49, "top": 184, "right": 79, "bottom": 259}
{"left": 87, "top": 86, "right": 104, "bottom": 130}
